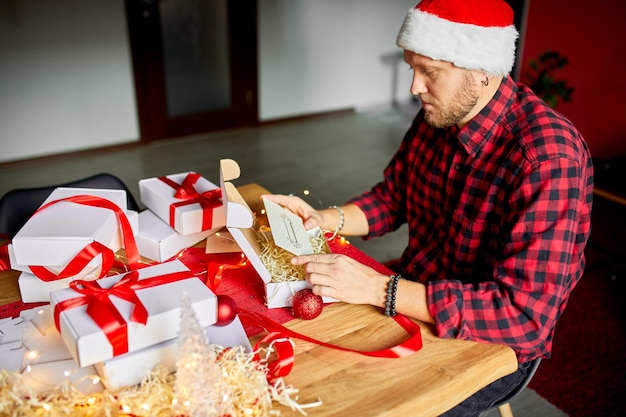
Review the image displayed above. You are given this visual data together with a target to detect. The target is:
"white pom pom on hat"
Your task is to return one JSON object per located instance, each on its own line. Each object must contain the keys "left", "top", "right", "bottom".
{"left": 396, "top": 0, "right": 519, "bottom": 76}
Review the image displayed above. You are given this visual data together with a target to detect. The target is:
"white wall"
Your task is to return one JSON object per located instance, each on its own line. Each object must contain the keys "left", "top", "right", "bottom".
{"left": 0, "top": 0, "right": 139, "bottom": 163}
{"left": 258, "top": 0, "right": 416, "bottom": 120}
{"left": 0, "top": 0, "right": 416, "bottom": 163}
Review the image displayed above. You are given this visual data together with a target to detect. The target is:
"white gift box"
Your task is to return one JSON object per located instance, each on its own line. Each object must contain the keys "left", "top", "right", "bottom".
{"left": 9, "top": 209, "right": 137, "bottom": 278}
{"left": 95, "top": 316, "right": 251, "bottom": 389}
{"left": 10, "top": 211, "right": 138, "bottom": 303}
{"left": 11, "top": 188, "right": 132, "bottom": 268}
{"left": 136, "top": 209, "right": 219, "bottom": 262}
{"left": 139, "top": 172, "right": 226, "bottom": 236}
{"left": 50, "top": 260, "right": 218, "bottom": 367}
{"left": 10, "top": 243, "right": 100, "bottom": 280}
{"left": 18, "top": 272, "right": 82, "bottom": 303}
{"left": 219, "top": 159, "right": 336, "bottom": 309}
{"left": 0, "top": 306, "right": 103, "bottom": 396}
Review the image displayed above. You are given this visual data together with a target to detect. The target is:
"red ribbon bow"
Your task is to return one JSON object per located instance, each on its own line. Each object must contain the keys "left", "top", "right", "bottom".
{"left": 158, "top": 173, "right": 222, "bottom": 231}
{"left": 54, "top": 269, "right": 195, "bottom": 358}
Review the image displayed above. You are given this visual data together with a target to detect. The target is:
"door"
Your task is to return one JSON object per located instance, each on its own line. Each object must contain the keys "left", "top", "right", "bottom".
{"left": 125, "top": 0, "right": 258, "bottom": 142}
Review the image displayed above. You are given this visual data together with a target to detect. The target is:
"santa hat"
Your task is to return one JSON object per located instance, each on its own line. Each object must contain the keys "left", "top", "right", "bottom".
{"left": 396, "top": 0, "right": 519, "bottom": 76}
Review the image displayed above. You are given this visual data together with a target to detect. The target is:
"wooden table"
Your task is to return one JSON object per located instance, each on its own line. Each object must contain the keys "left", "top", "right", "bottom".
{"left": 0, "top": 183, "right": 519, "bottom": 417}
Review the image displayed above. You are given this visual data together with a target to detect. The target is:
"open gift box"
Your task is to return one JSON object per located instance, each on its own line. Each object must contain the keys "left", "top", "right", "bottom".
{"left": 219, "top": 158, "right": 336, "bottom": 309}
{"left": 139, "top": 171, "right": 226, "bottom": 236}
{"left": 49, "top": 260, "right": 218, "bottom": 367}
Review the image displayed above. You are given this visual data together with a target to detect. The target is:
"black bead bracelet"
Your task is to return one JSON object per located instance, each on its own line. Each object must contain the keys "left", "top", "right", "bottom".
{"left": 385, "top": 274, "right": 401, "bottom": 317}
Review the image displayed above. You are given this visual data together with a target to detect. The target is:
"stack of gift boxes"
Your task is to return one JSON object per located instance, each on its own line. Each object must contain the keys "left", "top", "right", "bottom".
{"left": 6, "top": 171, "right": 251, "bottom": 390}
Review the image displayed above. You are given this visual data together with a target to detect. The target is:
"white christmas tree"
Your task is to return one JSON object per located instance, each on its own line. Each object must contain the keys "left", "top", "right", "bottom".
{"left": 174, "top": 292, "right": 233, "bottom": 417}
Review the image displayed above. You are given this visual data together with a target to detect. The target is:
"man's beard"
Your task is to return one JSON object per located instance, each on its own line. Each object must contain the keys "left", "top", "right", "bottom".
{"left": 422, "top": 73, "right": 480, "bottom": 128}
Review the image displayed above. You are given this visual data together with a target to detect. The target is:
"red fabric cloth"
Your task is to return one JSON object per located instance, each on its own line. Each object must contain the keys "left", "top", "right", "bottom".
{"left": 0, "top": 300, "right": 48, "bottom": 319}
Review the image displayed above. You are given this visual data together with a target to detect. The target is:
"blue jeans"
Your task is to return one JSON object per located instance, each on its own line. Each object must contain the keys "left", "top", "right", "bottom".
{"left": 439, "top": 358, "right": 537, "bottom": 417}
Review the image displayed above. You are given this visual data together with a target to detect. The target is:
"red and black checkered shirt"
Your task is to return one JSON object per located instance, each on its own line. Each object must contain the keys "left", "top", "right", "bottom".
{"left": 350, "top": 75, "right": 594, "bottom": 363}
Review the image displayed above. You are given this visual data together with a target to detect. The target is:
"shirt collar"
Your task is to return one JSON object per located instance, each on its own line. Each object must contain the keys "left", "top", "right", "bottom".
{"left": 454, "top": 75, "right": 517, "bottom": 157}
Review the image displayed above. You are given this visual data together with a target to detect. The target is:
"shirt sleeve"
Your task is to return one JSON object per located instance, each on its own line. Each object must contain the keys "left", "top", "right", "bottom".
{"left": 427, "top": 156, "right": 588, "bottom": 358}
{"left": 348, "top": 123, "right": 416, "bottom": 237}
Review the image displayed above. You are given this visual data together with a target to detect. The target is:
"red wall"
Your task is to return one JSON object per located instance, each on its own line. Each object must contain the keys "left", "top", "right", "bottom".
{"left": 520, "top": 0, "right": 626, "bottom": 159}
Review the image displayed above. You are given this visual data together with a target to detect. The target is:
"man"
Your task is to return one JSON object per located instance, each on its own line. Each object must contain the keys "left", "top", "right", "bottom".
{"left": 265, "top": 0, "right": 594, "bottom": 414}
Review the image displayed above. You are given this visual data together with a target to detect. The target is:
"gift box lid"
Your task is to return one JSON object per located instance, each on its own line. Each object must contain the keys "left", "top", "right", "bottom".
{"left": 219, "top": 159, "right": 272, "bottom": 284}
{"left": 12, "top": 188, "right": 129, "bottom": 266}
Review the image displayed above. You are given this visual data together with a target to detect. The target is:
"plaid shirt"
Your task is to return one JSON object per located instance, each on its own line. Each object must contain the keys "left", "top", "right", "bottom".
{"left": 350, "top": 75, "right": 594, "bottom": 363}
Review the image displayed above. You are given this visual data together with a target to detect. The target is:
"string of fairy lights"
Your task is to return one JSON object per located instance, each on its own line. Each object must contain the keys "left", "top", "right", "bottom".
{"left": 1, "top": 188, "right": 343, "bottom": 415}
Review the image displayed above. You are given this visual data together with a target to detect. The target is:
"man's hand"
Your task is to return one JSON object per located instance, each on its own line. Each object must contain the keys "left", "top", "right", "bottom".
{"left": 291, "top": 253, "right": 388, "bottom": 308}
{"left": 262, "top": 193, "right": 323, "bottom": 230}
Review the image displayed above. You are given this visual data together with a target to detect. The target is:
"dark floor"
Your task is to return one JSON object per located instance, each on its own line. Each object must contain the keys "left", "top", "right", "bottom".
{"left": 5, "top": 104, "right": 620, "bottom": 416}
{"left": 0, "top": 105, "right": 418, "bottom": 263}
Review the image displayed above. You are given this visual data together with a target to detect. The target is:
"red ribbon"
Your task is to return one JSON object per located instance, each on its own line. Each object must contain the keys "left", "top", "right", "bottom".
{"left": 0, "top": 246, "right": 10, "bottom": 272}
{"left": 0, "top": 234, "right": 10, "bottom": 272}
{"left": 26, "top": 195, "right": 142, "bottom": 281}
{"left": 158, "top": 173, "right": 222, "bottom": 231}
{"left": 252, "top": 331, "right": 295, "bottom": 382}
{"left": 53, "top": 269, "right": 195, "bottom": 357}
{"left": 28, "top": 241, "right": 115, "bottom": 282}
{"left": 239, "top": 308, "right": 423, "bottom": 381}
{"left": 171, "top": 247, "right": 247, "bottom": 291}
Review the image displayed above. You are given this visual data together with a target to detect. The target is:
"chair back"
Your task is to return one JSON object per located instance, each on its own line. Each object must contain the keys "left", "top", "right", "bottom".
{"left": 0, "top": 173, "right": 139, "bottom": 238}
{"left": 492, "top": 357, "right": 542, "bottom": 410}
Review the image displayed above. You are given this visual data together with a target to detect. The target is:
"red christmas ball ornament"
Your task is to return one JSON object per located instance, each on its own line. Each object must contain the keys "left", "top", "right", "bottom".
{"left": 291, "top": 288, "right": 324, "bottom": 320}
{"left": 215, "top": 294, "right": 238, "bottom": 326}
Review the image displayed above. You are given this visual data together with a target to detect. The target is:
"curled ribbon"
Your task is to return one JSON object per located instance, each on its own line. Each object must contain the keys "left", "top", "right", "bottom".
{"left": 253, "top": 331, "right": 295, "bottom": 382}
{"left": 26, "top": 195, "right": 141, "bottom": 281}
{"left": 171, "top": 247, "right": 247, "bottom": 291}
{"left": 53, "top": 269, "right": 195, "bottom": 357}
{"left": 158, "top": 173, "right": 222, "bottom": 231}
{"left": 239, "top": 308, "right": 423, "bottom": 381}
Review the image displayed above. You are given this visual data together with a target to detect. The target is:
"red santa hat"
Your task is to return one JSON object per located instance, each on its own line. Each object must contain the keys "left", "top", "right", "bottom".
{"left": 396, "top": 0, "right": 519, "bottom": 76}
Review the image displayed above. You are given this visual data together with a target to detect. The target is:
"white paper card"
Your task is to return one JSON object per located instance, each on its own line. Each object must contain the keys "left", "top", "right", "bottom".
{"left": 262, "top": 197, "right": 313, "bottom": 256}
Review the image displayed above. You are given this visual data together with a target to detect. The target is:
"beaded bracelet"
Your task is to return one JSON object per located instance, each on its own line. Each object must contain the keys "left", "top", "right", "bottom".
{"left": 328, "top": 205, "right": 345, "bottom": 232}
{"left": 385, "top": 274, "right": 401, "bottom": 317}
